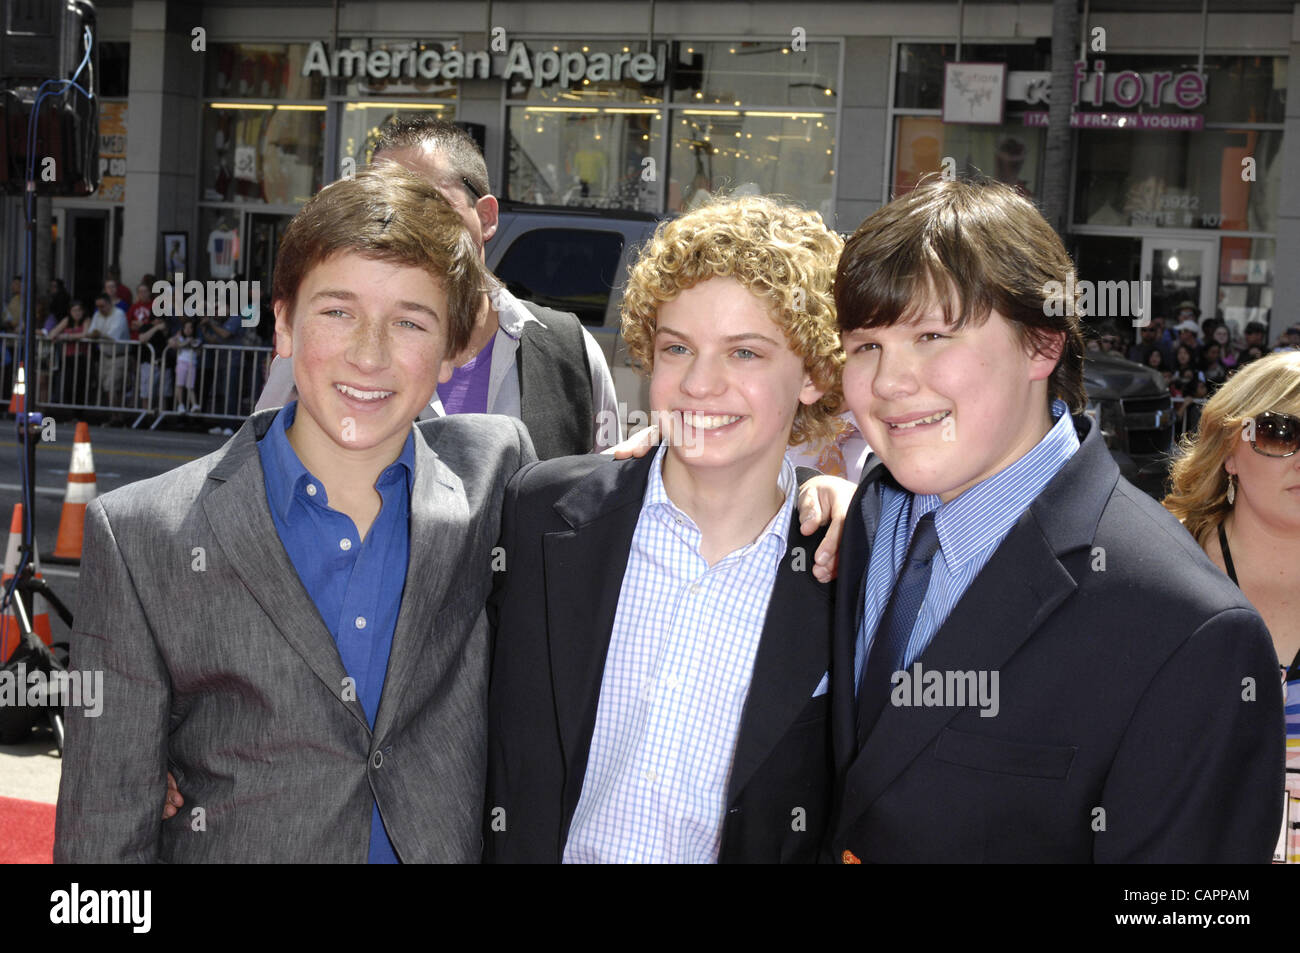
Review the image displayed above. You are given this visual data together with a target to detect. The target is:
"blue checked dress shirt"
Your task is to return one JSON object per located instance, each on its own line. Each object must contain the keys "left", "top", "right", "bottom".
{"left": 854, "top": 400, "right": 1080, "bottom": 691}
{"left": 257, "top": 401, "right": 415, "bottom": 864}
{"left": 563, "top": 445, "right": 798, "bottom": 863}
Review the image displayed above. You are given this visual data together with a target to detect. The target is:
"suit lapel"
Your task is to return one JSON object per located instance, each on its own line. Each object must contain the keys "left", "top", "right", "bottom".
{"left": 841, "top": 517, "right": 1077, "bottom": 813}
{"left": 838, "top": 417, "right": 1119, "bottom": 822}
{"left": 201, "top": 411, "right": 369, "bottom": 732}
{"left": 831, "top": 459, "right": 888, "bottom": 773}
{"left": 373, "top": 428, "right": 467, "bottom": 739}
{"left": 545, "top": 454, "right": 655, "bottom": 825}
{"left": 727, "top": 518, "right": 832, "bottom": 804}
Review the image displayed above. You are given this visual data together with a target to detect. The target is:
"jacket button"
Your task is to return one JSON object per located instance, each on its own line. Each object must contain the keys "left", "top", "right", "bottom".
{"left": 841, "top": 849, "right": 861, "bottom": 864}
{"left": 372, "top": 751, "right": 383, "bottom": 769}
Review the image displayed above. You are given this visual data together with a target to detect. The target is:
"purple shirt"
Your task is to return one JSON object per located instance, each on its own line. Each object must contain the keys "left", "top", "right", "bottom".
{"left": 436, "top": 333, "right": 495, "bottom": 415}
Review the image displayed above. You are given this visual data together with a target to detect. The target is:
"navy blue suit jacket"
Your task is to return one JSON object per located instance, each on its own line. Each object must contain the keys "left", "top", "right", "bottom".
{"left": 829, "top": 415, "right": 1284, "bottom": 863}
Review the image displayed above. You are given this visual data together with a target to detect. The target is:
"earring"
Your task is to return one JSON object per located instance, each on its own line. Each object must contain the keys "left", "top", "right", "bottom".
{"left": 1226, "top": 472, "right": 1236, "bottom": 505}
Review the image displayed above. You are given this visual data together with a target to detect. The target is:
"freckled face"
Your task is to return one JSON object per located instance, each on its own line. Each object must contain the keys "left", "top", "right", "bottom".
{"left": 274, "top": 250, "right": 456, "bottom": 463}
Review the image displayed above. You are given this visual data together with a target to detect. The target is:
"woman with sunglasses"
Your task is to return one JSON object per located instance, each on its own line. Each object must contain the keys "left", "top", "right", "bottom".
{"left": 1164, "top": 350, "right": 1300, "bottom": 862}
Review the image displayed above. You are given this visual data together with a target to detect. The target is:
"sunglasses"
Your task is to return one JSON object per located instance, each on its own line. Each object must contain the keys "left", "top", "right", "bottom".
{"left": 461, "top": 176, "right": 484, "bottom": 202}
{"left": 1243, "top": 410, "right": 1300, "bottom": 458}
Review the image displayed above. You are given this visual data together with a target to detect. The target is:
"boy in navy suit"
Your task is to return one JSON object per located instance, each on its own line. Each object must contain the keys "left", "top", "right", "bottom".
{"left": 485, "top": 196, "right": 844, "bottom": 863}
{"left": 825, "top": 178, "right": 1282, "bottom": 863}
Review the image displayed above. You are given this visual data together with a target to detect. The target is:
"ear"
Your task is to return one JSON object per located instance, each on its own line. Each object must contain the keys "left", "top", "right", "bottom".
{"left": 273, "top": 299, "right": 293, "bottom": 360}
{"left": 476, "top": 194, "right": 499, "bottom": 244}
{"left": 436, "top": 353, "right": 458, "bottom": 386}
{"left": 1027, "top": 329, "right": 1066, "bottom": 383}
{"left": 797, "top": 375, "right": 826, "bottom": 407}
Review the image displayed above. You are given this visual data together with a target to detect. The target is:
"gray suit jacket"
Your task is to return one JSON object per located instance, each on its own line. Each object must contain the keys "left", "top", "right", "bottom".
{"left": 54, "top": 408, "right": 535, "bottom": 863}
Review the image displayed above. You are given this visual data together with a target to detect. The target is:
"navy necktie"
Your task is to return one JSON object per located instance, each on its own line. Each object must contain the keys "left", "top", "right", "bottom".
{"left": 856, "top": 511, "right": 941, "bottom": 746}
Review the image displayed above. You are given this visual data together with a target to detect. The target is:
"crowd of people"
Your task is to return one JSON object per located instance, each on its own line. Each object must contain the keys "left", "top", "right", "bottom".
{"left": 41, "top": 120, "right": 1296, "bottom": 866}
{"left": 1089, "top": 301, "right": 1298, "bottom": 436}
{"left": 1, "top": 268, "right": 271, "bottom": 429}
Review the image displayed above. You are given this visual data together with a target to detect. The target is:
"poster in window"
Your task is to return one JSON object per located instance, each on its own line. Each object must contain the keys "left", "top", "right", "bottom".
{"left": 943, "top": 62, "right": 1006, "bottom": 125}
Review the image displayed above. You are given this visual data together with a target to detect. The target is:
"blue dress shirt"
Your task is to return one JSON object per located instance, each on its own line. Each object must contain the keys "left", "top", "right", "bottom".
{"left": 257, "top": 401, "right": 415, "bottom": 863}
{"left": 855, "top": 400, "right": 1081, "bottom": 689}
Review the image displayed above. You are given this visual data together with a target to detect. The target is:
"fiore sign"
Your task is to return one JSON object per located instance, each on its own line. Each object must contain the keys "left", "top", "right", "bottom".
{"left": 301, "top": 40, "right": 667, "bottom": 88}
{"left": 1011, "top": 60, "right": 1207, "bottom": 132}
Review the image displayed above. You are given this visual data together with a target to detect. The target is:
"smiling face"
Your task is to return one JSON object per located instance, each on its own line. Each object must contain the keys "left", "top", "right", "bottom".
{"left": 649, "top": 276, "right": 823, "bottom": 485}
{"left": 274, "top": 249, "right": 456, "bottom": 470}
{"left": 842, "top": 295, "right": 1060, "bottom": 503}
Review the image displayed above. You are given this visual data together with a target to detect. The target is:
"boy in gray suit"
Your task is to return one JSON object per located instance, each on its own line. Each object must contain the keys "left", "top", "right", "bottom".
{"left": 55, "top": 163, "right": 535, "bottom": 863}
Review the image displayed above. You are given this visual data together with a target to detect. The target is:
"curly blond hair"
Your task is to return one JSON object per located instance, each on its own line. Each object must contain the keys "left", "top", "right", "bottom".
{"left": 620, "top": 194, "right": 845, "bottom": 447}
{"left": 1163, "top": 350, "right": 1300, "bottom": 544}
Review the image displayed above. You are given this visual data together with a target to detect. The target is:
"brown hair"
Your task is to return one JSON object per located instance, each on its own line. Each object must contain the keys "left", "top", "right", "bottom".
{"left": 1163, "top": 351, "right": 1300, "bottom": 544}
{"left": 620, "top": 194, "right": 844, "bottom": 447}
{"left": 271, "top": 161, "right": 486, "bottom": 355}
{"left": 372, "top": 116, "right": 490, "bottom": 204}
{"left": 835, "top": 176, "right": 1086, "bottom": 411}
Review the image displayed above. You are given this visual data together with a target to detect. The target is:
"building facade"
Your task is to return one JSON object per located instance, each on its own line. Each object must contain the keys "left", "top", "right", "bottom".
{"left": 4, "top": 0, "right": 1297, "bottom": 341}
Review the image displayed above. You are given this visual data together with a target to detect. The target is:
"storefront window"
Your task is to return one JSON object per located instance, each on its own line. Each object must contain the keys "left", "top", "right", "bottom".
{"left": 200, "top": 105, "right": 326, "bottom": 206}
{"left": 1219, "top": 236, "right": 1274, "bottom": 333}
{"left": 506, "top": 107, "right": 660, "bottom": 210}
{"left": 205, "top": 43, "right": 324, "bottom": 100}
{"left": 895, "top": 43, "right": 1048, "bottom": 110}
{"left": 338, "top": 103, "right": 459, "bottom": 176}
{"left": 670, "top": 40, "right": 838, "bottom": 108}
{"left": 504, "top": 38, "right": 839, "bottom": 215}
{"left": 893, "top": 116, "right": 1044, "bottom": 198}
{"left": 671, "top": 111, "right": 835, "bottom": 216}
{"left": 1073, "top": 129, "right": 1281, "bottom": 232}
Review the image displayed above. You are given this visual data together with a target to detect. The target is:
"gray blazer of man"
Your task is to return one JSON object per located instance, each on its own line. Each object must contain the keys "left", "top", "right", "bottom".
{"left": 54, "top": 407, "right": 535, "bottom": 863}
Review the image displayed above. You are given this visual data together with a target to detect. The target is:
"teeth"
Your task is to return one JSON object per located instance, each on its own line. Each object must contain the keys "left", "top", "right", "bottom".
{"left": 336, "top": 384, "right": 393, "bottom": 402}
{"left": 682, "top": 412, "right": 741, "bottom": 430}
{"left": 889, "top": 410, "right": 950, "bottom": 430}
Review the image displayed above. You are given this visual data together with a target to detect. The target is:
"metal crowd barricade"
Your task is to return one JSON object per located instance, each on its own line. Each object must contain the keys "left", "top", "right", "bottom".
{"left": 149, "top": 341, "right": 273, "bottom": 430}
{"left": 1, "top": 332, "right": 273, "bottom": 430}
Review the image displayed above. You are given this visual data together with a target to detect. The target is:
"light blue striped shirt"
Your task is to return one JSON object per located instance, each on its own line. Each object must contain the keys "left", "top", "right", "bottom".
{"left": 564, "top": 445, "right": 797, "bottom": 864}
{"left": 854, "top": 401, "right": 1080, "bottom": 689}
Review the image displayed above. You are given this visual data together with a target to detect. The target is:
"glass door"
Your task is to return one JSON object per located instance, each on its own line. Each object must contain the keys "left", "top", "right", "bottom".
{"left": 1140, "top": 237, "right": 1218, "bottom": 326}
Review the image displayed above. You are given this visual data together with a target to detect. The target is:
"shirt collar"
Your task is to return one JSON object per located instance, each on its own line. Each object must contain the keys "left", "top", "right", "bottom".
{"left": 258, "top": 400, "right": 416, "bottom": 522}
{"left": 643, "top": 443, "right": 797, "bottom": 550}
{"left": 489, "top": 282, "right": 546, "bottom": 340}
{"left": 905, "top": 398, "right": 1080, "bottom": 567}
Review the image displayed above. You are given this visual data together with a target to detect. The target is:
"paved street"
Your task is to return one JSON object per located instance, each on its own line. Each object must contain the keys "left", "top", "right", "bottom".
{"left": 0, "top": 416, "right": 226, "bottom": 803}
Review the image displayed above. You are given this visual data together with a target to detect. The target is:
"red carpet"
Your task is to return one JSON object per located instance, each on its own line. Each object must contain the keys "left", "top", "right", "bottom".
{"left": 0, "top": 795, "right": 54, "bottom": 863}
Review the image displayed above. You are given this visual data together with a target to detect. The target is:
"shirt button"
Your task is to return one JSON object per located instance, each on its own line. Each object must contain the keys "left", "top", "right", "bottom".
{"left": 666, "top": 674, "right": 681, "bottom": 690}
{"left": 305, "top": 483, "right": 317, "bottom": 497}
{"left": 354, "top": 616, "right": 367, "bottom": 630}
{"left": 339, "top": 538, "right": 352, "bottom": 551}
{"left": 688, "top": 582, "right": 701, "bottom": 594}
{"left": 645, "top": 769, "right": 658, "bottom": 782}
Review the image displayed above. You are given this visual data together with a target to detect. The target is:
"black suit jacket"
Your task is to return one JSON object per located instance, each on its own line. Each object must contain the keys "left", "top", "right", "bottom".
{"left": 485, "top": 453, "right": 834, "bottom": 863}
{"left": 829, "top": 414, "right": 1285, "bottom": 863}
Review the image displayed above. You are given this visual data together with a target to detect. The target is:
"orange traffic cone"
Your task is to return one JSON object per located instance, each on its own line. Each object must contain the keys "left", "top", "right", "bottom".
{"left": 52, "top": 421, "right": 97, "bottom": 562}
{"left": 7, "top": 363, "right": 25, "bottom": 414}
{"left": 1, "top": 504, "right": 53, "bottom": 663}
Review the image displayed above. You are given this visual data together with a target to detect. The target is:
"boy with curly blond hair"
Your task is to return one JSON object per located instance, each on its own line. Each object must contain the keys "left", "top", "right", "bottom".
{"left": 485, "top": 195, "right": 844, "bottom": 863}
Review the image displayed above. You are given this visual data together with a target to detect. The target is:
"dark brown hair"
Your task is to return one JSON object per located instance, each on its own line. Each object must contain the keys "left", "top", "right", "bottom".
{"left": 271, "top": 161, "right": 486, "bottom": 355}
{"left": 836, "top": 177, "right": 1086, "bottom": 411}
{"left": 372, "top": 116, "right": 490, "bottom": 203}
